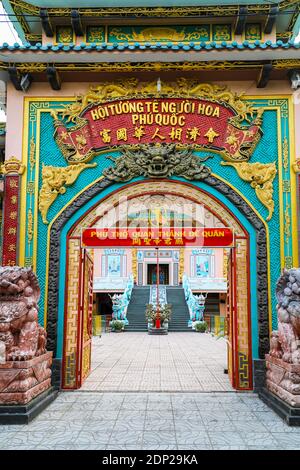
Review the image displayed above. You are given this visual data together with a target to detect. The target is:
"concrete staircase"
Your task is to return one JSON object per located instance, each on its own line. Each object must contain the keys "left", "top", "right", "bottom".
{"left": 167, "top": 287, "right": 191, "bottom": 332}
{"left": 125, "top": 286, "right": 191, "bottom": 332}
{"left": 125, "top": 287, "right": 149, "bottom": 332}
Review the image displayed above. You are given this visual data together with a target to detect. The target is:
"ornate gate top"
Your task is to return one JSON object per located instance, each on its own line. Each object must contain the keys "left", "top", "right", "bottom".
{"left": 51, "top": 79, "right": 263, "bottom": 165}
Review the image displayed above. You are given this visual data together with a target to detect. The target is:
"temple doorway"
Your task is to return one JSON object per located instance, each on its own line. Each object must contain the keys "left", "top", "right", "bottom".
{"left": 50, "top": 179, "right": 269, "bottom": 392}
{"left": 147, "top": 263, "right": 169, "bottom": 285}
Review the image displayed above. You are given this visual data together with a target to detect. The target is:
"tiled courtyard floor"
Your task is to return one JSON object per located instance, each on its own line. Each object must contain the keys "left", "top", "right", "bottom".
{"left": 1, "top": 332, "right": 300, "bottom": 450}
{"left": 83, "top": 332, "right": 232, "bottom": 391}
{"left": 1, "top": 392, "right": 300, "bottom": 450}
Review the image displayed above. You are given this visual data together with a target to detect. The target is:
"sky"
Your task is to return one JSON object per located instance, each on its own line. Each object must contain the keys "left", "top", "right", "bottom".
{"left": 0, "top": 0, "right": 299, "bottom": 122}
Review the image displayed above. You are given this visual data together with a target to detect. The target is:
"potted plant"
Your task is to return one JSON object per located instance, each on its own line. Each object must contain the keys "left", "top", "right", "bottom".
{"left": 110, "top": 319, "right": 125, "bottom": 332}
{"left": 193, "top": 320, "right": 208, "bottom": 333}
{"left": 145, "top": 304, "right": 172, "bottom": 330}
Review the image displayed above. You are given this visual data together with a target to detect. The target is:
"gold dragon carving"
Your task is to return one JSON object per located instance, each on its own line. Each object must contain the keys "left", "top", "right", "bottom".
{"left": 222, "top": 161, "right": 277, "bottom": 221}
{"left": 109, "top": 26, "right": 209, "bottom": 43}
{"left": 39, "top": 78, "right": 276, "bottom": 224}
{"left": 38, "top": 163, "right": 97, "bottom": 224}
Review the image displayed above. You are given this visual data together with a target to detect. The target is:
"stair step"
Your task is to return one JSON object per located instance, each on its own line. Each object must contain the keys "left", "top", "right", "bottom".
{"left": 126, "top": 286, "right": 191, "bottom": 332}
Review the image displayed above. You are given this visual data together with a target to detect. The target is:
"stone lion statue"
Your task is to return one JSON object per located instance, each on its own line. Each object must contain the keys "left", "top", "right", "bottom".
{"left": 269, "top": 268, "right": 300, "bottom": 364}
{"left": 0, "top": 266, "right": 47, "bottom": 361}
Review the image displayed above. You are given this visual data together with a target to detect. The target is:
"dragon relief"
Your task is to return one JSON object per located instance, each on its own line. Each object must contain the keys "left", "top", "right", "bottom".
{"left": 221, "top": 161, "right": 277, "bottom": 221}
{"left": 0, "top": 267, "right": 46, "bottom": 361}
{"left": 102, "top": 144, "right": 212, "bottom": 182}
{"left": 38, "top": 162, "right": 97, "bottom": 224}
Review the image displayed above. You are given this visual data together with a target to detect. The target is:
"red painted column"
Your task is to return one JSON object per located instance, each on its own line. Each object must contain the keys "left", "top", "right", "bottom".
{"left": 155, "top": 247, "right": 161, "bottom": 329}
{"left": 1, "top": 157, "right": 25, "bottom": 266}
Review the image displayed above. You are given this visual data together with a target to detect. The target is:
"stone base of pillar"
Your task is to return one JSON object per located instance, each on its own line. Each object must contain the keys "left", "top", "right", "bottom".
{"left": 0, "top": 387, "right": 58, "bottom": 424}
{"left": 265, "top": 355, "right": 300, "bottom": 406}
{"left": 258, "top": 355, "right": 300, "bottom": 426}
{"left": 0, "top": 352, "right": 57, "bottom": 423}
{"left": 259, "top": 388, "right": 300, "bottom": 426}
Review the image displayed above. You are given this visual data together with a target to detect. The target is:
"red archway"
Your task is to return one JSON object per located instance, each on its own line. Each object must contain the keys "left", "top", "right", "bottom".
{"left": 61, "top": 180, "right": 253, "bottom": 391}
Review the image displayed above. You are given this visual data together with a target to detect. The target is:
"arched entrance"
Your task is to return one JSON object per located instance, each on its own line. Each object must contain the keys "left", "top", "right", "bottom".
{"left": 46, "top": 178, "right": 269, "bottom": 392}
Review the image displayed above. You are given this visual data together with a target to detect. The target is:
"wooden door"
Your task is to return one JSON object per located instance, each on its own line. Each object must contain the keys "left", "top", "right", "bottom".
{"left": 78, "top": 249, "right": 94, "bottom": 387}
{"left": 226, "top": 248, "right": 237, "bottom": 389}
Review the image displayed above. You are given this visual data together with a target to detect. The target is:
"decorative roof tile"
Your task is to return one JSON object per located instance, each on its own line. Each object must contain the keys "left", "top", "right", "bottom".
{"left": 0, "top": 41, "right": 299, "bottom": 53}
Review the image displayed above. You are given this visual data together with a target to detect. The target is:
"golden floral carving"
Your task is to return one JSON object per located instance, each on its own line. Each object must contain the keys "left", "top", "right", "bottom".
{"left": 283, "top": 137, "right": 289, "bottom": 170}
{"left": 27, "top": 208, "right": 33, "bottom": 242}
{"left": 29, "top": 136, "right": 35, "bottom": 170}
{"left": 38, "top": 163, "right": 97, "bottom": 224}
{"left": 131, "top": 248, "right": 137, "bottom": 282}
{"left": 179, "top": 247, "right": 184, "bottom": 282}
{"left": 284, "top": 203, "right": 291, "bottom": 242}
{"left": 293, "top": 159, "right": 300, "bottom": 173}
{"left": 222, "top": 161, "right": 277, "bottom": 221}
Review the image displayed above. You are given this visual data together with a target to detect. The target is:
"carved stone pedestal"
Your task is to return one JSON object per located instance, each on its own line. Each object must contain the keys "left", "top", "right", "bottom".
{"left": 259, "top": 355, "right": 300, "bottom": 426}
{"left": 148, "top": 327, "right": 168, "bottom": 335}
{"left": 0, "top": 352, "right": 57, "bottom": 424}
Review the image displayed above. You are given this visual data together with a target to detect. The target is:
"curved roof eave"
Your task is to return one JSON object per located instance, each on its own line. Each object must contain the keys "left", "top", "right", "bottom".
{"left": 0, "top": 42, "right": 299, "bottom": 65}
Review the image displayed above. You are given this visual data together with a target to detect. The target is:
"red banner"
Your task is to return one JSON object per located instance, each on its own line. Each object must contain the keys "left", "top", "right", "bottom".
{"left": 54, "top": 98, "right": 262, "bottom": 163}
{"left": 2, "top": 175, "right": 20, "bottom": 266}
{"left": 82, "top": 227, "right": 234, "bottom": 248}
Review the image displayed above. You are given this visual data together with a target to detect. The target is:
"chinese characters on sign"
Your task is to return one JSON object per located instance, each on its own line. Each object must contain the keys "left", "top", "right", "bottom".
{"left": 54, "top": 98, "right": 261, "bottom": 163}
{"left": 2, "top": 175, "right": 20, "bottom": 266}
{"left": 82, "top": 227, "right": 234, "bottom": 248}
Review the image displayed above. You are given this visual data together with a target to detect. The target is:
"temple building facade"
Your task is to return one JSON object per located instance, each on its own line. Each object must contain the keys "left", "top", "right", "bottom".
{"left": 0, "top": 0, "right": 300, "bottom": 393}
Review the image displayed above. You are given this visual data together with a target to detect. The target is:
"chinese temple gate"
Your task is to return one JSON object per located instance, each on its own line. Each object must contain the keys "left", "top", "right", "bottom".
{"left": 0, "top": 0, "right": 300, "bottom": 393}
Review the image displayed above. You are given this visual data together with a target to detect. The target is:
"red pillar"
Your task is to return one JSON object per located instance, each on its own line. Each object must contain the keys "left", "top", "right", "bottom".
{"left": 155, "top": 247, "right": 161, "bottom": 328}
{"left": 1, "top": 157, "right": 24, "bottom": 266}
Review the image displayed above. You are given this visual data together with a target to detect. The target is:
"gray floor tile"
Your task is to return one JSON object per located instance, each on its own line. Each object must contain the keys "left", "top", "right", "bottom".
{"left": 142, "top": 444, "right": 178, "bottom": 450}
{"left": 225, "top": 411, "right": 258, "bottom": 421}
{"left": 173, "top": 410, "right": 203, "bottom": 420}
{"left": 200, "top": 411, "right": 229, "bottom": 423}
{"left": 0, "top": 432, "right": 18, "bottom": 445}
{"left": 107, "top": 444, "right": 142, "bottom": 450}
{"left": 254, "top": 412, "right": 285, "bottom": 423}
{"left": 271, "top": 432, "right": 300, "bottom": 448}
{"left": 2, "top": 334, "right": 300, "bottom": 450}
{"left": 213, "top": 445, "right": 248, "bottom": 450}
{"left": 143, "top": 431, "right": 177, "bottom": 446}
{"left": 270, "top": 422, "right": 300, "bottom": 433}
{"left": 76, "top": 430, "right": 112, "bottom": 446}
{"left": 1, "top": 432, "right": 48, "bottom": 448}
{"left": 240, "top": 432, "right": 279, "bottom": 446}
{"left": 247, "top": 445, "right": 282, "bottom": 450}
{"left": 0, "top": 425, "right": 26, "bottom": 432}
{"left": 174, "top": 420, "right": 205, "bottom": 432}
{"left": 109, "top": 430, "right": 143, "bottom": 445}
{"left": 178, "top": 444, "right": 212, "bottom": 450}
{"left": 202, "top": 420, "right": 237, "bottom": 432}
{"left": 144, "top": 420, "right": 175, "bottom": 432}
{"left": 114, "top": 420, "right": 145, "bottom": 431}
{"left": 176, "top": 431, "right": 211, "bottom": 446}
{"left": 208, "top": 431, "right": 246, "bottom": 446}
{"left": 232, "top": 421, "right": 269, "bottom": 433}
{"left": 145, "top": 411, "right": 174, "bottom": 420}
{"left": 89, "top": 410, "right": 120, "bottom": 420}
